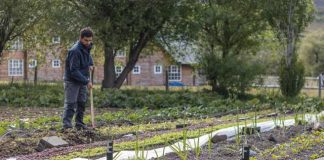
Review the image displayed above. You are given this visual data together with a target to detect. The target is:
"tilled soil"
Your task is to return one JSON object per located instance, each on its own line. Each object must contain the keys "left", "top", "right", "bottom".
{"left": 0, "top": 106, "right": 123, "bottom": 122}
{"left": 0, "top": 110, "right": 286, "bottom": 160}
{"left": 0, "top": 118, "right": 228, "bottom": 160}
{"left": 0, "top": 129, "right": 105, "bottom": 159}
{"left": 162, "top": 125, "right": 317, "bottom": 160}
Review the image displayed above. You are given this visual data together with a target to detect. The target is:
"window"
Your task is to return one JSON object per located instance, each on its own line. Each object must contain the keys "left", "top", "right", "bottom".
{"left": 154, "top": 65, "right": 162, "bottom": 74}
{"left": 10, "top": 38, "right": 23, "bottom": 50}
{"left": 52, "top": 36, "right": 61, "bottom": 44}
{"left": 115, "top": 66, "right": 123, "bottom": 77}
{"left": 52, "top": 59, "right": 61, "bottom": 68}
{"left": 168, "top": 65, "right": 181, "bottom": 81}
{"left": 132, "top": 65, "right": 141, "bottom": 74}
{"left": 29, "top": 59, "right": 37, "bottom": 68}
{"left": 116, "top": 50, "right": 126, "bottom": 57}
{"left": 8, "top": 59, "right": 23, "bottom": 76}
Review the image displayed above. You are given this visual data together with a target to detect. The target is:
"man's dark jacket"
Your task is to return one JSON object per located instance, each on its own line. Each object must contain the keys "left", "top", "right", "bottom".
{"left": 64, "top": 41, "right": 93, "bottom": 85}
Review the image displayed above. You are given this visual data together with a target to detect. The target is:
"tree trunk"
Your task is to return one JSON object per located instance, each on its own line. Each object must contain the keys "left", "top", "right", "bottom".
{"left": 286, "top": 0, "right": 295, "bottom": 67}
{"left": 101, "top": 28, "right": 159, "bottom": 89}
{"left": 222, "top": 47, "right": 229, "bottom": 58}
{"left": 315, "top": 50, "right": 319, "bottom": 63}
{"left": 126, "top": 51, "right": 131, "bottom": 86}
{"left": 211, "top": 80, "right": 229, "bottom": 97}
{"left": 23, "top": 50, "right": 28, "bottom": 83}
{"left": 34, "top": 65, "right": 38, "bottom": 86}
{"left": 286, "top": 25, "right": 295, "bottom": 67}
{"left": 211, "top": 80, "right": 218, "bottom": 92}
{"left": 102, "top": 45, "right": 116, "bottom": 89}
{"left": 165, "top": 69, "right": 169, "bottom": 91}
{"left": 0, "top": 44, "right": 4, "bottom": 60}
{"left": 114, "top": 31, "right": 152, "bottom": 88}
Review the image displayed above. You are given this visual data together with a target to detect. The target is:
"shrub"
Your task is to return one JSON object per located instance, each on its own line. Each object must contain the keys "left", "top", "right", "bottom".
{"left": 199, "top": 52, "right": 264, "bottom": 96}
{"left": 279, "top": 55, "right": 305, "bottom": 98}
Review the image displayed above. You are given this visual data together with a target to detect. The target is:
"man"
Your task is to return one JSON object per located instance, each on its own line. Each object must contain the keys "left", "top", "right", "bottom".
{"left": 62, "top": 27, "right": 94, "bottom": 130}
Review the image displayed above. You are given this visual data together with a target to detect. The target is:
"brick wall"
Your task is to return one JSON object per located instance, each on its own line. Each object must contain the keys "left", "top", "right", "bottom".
{"left": 0, "top": 50, "right": 198, "bottom": 86}
{"left": 0, "top": 50, "right": 64, "bottom": 82}
{"left": 129, "top": 51, "right": 170, "bottom": 86}
{"left": 181, "top": 65, "right": 194, "bottom": 86}
{"left": 0, "top": 51, "right": 25, "bottom": 81}
{"left": 28, "top": 53, "right": 64, "bottom": 82}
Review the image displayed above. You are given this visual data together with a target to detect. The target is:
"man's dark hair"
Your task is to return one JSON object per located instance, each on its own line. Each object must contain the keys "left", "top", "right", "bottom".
{"left": 80, "top": 27, "right": 93, "bottom": 38}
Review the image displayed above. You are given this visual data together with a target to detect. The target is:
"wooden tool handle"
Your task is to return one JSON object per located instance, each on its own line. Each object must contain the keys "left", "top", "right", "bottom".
{"left": 91, "top": 67, "right": 95, "bottom": 83}
{"left": 90, "top": 70, "right": 95, "bottom": 128}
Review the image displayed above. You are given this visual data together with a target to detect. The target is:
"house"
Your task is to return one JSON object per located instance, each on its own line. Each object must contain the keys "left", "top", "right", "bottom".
{"left": 0, "top": 38, "right": 206, "bottom": 86}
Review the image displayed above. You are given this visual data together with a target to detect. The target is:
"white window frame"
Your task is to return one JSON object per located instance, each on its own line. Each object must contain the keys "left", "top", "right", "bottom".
{"left": 52, "top": 36, "right": 61, "bottom": 44}
{"left": 115, "top": 66, "right": 124, "bottom": 77}
{"left": 154, "top": 65, "right": 163, "bottom": 74}
{"left": 168, "top": 65, "right": 181, "bottom": 81}
{"left": 132, "top": 65, "right": 141, "bottom": 74}
{"left": 10, "top": 38, "right": 23, "bottom": 50}
{"left": 52, "top": 59, "right": 61, "bottom": 68}
{"left": 29, "top": 59, "right": 37, "bottom": 68}
{"left": 8, "top": 59, "right": 23, "bottom": 76}
{"left": 115, "top": 50, "right": 126, "bottom": 57}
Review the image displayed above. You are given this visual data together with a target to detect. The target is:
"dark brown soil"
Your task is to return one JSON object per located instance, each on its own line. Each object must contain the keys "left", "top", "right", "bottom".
{"left": 0, "top": 108, "right": 292, "bottom": 160}
{"left": 162, "top": 125, "right": 318, "bottom": 160}
{"left": 0, "top": 117, "right": 229, "bottom": 160}
{"left": 0, "top": 106, "right": 123, "bottom": 121}
{"left": 0, "top": 107, "right": 62, "bottom": 121}
{"left": 0, "top": 129, "right": 105, "bottom": 159}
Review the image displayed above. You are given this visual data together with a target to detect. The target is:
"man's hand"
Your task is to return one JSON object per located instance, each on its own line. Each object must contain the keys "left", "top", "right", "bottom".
{"left": 89, "top": 66, "right": 94, "bottom": 71}
{"left": 87, "top": 82, "right": 93, "bottom": 89}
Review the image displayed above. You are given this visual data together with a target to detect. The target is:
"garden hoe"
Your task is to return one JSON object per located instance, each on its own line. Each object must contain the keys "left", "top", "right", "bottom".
{"left": 90, "top": 67, "right": 96, "bottom": 128}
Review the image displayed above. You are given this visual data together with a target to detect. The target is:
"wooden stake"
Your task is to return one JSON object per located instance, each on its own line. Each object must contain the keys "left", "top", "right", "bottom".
{"left": 90, "top": 68, "right": 96, "bottom": 128}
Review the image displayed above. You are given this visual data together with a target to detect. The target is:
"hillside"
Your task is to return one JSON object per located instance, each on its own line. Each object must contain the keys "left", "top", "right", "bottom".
{"left": 307, "top": 0, "right": 324, "bottom": 31}
{"left": 315, "top": 0, "right": 324, "bottom": 9}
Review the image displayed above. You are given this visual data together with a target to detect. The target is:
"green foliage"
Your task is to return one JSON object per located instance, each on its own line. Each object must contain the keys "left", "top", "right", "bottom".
{"left": 0, "top": 121, "right": 10, "bottom": 136}
{"left": 55, "top": 0, "right": 194, "bottom": 88}
{"left": 51, "top": 117, "right": 293, "bottom": 160}
{"left": 299, "top": 30, "right": 324, "bottom": 76}
{"left": 192, "top": 0, "right": 266, "bottom": 96}
{"left": 0, "top": 83, "right": 63, "bottom": 107}
{"left": 0, "top": 127, "right": 6, "bottom": 136}
{"left": 262, "top": 0, "right": 314, "bottom": 44}
{"left": 97, "top": 89, "right": 221, "bottom": 109}
{"left": 199, "top": 53, "right": 264, "bottom": 96}
{"left": 263, "top": 0, "right": 314, "bottom": 97}
{"left": 279, "top": 56, "right": 305, "bottom": 98}
{"left": 1, "top": 83, "right": 322, "bottom": 117}
{"left": 0, "top": 0, "right": 48, "bottom": 55}
{"left": 259, "top": 131, "right": 324, "bottom": 159}
{"left": 315, "top": 7, "right": 324, "bottom": 23}
{"left": 51, "top": 147, "right": 106, "bottom": 160}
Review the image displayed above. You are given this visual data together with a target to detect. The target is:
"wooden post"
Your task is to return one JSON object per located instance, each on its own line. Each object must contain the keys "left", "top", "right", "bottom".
{"left": 241, "top": 145, "right": 250, "bottom": 160}
{"left": 193, "top": 68, "right": 196, "bottom": 86}
{"left": 34, "top": 65, "right": 38, "bottom": 86}
{"left": 319, "top": 73, "right": 322, "bottom": 98}
{"left": 107, "top": 140, "right": 113, "bottom": 160}
{"left": 165, "top": 69, "right": 169, "bottom": 91}
{"left": 23, "top": 51, "right": 28, "bottom": 83}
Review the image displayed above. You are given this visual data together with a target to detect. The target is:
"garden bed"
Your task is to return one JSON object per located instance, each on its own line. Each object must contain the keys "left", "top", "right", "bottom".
{"left": 1, "top": 84, "right": 323, "bottom": 160}
{"left": 0, "top": 110, "right": 284, "bottom": 160}
{"left": 162, "top": 124, "right": 324, "bottom": 160}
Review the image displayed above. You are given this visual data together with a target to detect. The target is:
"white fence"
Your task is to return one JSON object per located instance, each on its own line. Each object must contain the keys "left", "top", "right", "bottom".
{"left": 258, "top": 76, "right": 320, "bottom": 89}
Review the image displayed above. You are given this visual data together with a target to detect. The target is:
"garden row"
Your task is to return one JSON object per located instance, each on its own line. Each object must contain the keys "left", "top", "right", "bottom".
{"left": 1, "top": 83, "right": 323, "bottom": 111}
